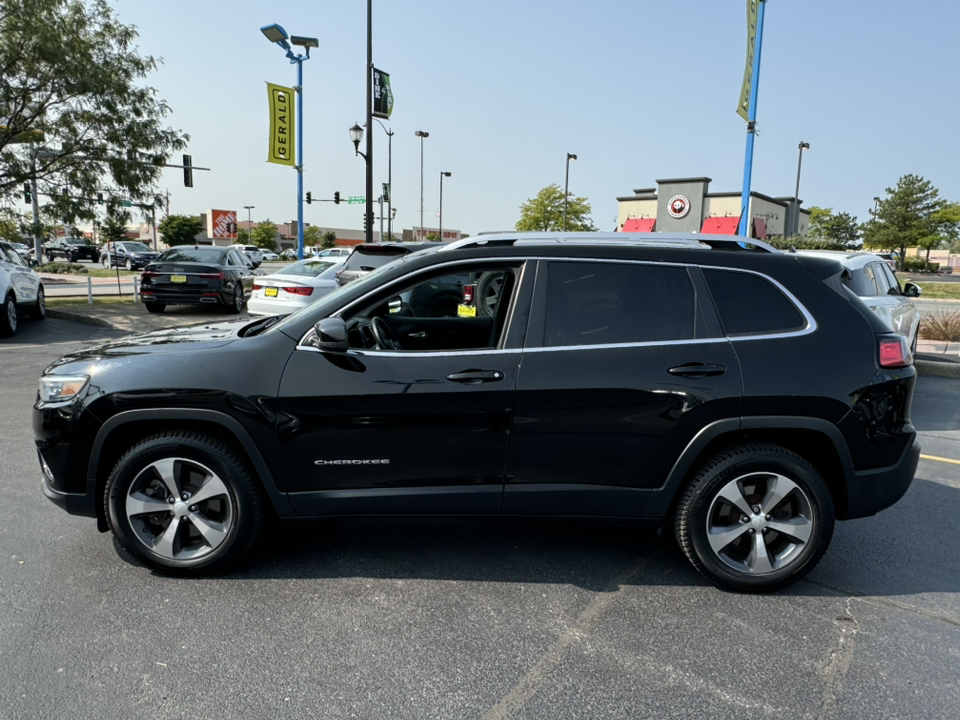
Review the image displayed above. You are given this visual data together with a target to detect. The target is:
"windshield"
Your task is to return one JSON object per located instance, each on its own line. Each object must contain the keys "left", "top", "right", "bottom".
{"left": 277, "top": 259, "right": 339, "bottom": 277}
{"left": 158, "top": 247, "right": 226, "bottom": 263}
{"left": 120, "top": 242, "right": 152, "bottom": 253}
{"left": 65, "top": 238, "right": 88, "bottom": 245}
{"left": 341, "top": 248, "right": 408, "bottom": 272}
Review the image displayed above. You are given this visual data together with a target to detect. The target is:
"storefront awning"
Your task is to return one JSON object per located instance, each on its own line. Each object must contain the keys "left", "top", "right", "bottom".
{"left": 753, "top": 217, "right": 767, "bottom": 239}
{"left": 622, "top": 218, "right": 656, "bottom": 232}
{"left": 700, "top": 217, "right": 740, "bottom": 235}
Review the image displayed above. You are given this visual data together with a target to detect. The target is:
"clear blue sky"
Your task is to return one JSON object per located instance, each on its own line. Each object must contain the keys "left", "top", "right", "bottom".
{"left": 112, "top": 0, "right": 960, "bottom": 236}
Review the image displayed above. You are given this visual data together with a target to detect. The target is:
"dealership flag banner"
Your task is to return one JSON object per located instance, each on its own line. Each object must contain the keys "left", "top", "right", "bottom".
{"left": 737, "top": 0, "right": 759, "bottom": 121}
{"left": 266, "top": 82, "right": 296, "bottom": 166}
{"left": 373, "top": 68, "right": 394, "bottom": 120}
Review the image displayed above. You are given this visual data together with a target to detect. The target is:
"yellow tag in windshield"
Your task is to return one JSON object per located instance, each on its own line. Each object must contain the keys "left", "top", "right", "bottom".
{"left": 457, "top": 304, "right": 477, "bottom": 317}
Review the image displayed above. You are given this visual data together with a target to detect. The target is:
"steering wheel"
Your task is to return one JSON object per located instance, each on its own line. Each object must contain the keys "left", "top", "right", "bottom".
{"left": 370, "top": 316, "right": 402, "bottom": 350}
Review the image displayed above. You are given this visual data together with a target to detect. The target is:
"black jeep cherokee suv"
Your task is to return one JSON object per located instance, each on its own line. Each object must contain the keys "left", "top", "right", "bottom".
{"left": 34, "top": 233, "right": 920, "bottom": 591}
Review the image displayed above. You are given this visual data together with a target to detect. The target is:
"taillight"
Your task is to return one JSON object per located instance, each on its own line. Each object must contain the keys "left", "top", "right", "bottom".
{"left": 283, "top": 286, "right": 313, "bottom": 296}
{"left": 463, "top": 284, "right": 475, "bottom": 304}
{"left": 253, "top": 283, "right": 262, "bottom": 290}
{"left": 141, "top": 271, "right": 158, "bottom": 278}
{"left": 878, "top": 336, "right": 911, "bottom": 368}
{"left": 198, "top": 272, "right": 224, "bottom": 279}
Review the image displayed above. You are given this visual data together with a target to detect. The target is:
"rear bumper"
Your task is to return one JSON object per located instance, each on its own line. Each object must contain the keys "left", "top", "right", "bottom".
{"left": 141, "top": 291, "right": 227, "bottom": 306}
{"left": 844, "top": 438, "right": 920, "bottom": 519}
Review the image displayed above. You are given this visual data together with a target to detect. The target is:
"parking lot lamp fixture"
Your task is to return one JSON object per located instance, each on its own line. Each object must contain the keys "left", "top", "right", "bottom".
{"left": 564, "top": 153, "right": 577, "bottom": 231}
{"left": 415, "top": 130, "right": 429, "bottom": 238}
{"left": 792, "top": 141, "right": 810, "bottom": 236}
{"left": 243, "top": 205, "right": 254, "bottom": 237}
{"left": 260, "top": 24, "right": 317, "bottom": 260}
{"left": 439, "top": 171, "right": 451, "bottom": 243}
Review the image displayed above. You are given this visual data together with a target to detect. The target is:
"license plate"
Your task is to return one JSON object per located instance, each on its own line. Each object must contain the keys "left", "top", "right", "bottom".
{"left": 264, "top": 287, "right": 278, "bottom": 297}
{"left": 457, "top": 304, "right": 477, "bottom": 317}
{"left": 170, "top": 275, "right": 187, "bottom": 283}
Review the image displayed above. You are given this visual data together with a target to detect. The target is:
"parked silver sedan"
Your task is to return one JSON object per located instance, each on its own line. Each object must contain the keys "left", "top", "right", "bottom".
{"left": 794, "top": 250, "right": 922, "bottom": 352}
{"left": 247, "top": 257, "right": 346, "bottom": 316}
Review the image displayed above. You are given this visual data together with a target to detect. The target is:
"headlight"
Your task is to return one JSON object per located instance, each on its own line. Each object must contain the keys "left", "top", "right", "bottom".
{"left": 39, "top": 374, "right": 90, "bottom": 403}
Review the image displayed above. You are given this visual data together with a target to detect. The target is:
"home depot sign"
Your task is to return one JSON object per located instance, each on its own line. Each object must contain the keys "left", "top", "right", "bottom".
{"left": 209, "top": 209, "right": 237, "bottom": 239}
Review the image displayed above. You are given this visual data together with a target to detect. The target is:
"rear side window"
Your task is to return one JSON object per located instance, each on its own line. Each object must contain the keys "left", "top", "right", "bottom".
{"left": 703, "top": 269, "right": 806, "bottom": 337}
{"left": 342, "top": 249, "right": 406, "bottom": 272}
{"left": 542, "top": 261, "right": 698, "bottom": 347}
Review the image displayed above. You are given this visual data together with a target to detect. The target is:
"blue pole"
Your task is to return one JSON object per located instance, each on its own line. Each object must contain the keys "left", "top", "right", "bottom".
{"left": 738, "top": 0, "right": 766, "bottom": 237}
{"left": 296, "top": 56, "right": 305, "bottom": 260}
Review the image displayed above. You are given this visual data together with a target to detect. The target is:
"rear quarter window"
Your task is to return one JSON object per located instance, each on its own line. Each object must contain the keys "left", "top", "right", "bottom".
{"left": 703, "top": 268, "right": 806, "bottom": 337}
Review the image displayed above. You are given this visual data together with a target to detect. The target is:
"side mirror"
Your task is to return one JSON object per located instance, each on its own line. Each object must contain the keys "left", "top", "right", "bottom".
{"left": 902, "top": 282, "right": 922, "bottom": 298}
{"left": 314, "top": 317, "right": 348, "bottom": 352}
{"left": 28, "top": 259, "right": 39, "bottom": 268}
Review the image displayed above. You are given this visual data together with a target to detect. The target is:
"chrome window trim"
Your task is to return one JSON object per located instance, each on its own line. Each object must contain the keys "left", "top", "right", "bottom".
{"left": 295, "top": 346, "right": 522, "bottom": 358}
{"left": 296, "top": 256, "right": 531, "bottom": 353}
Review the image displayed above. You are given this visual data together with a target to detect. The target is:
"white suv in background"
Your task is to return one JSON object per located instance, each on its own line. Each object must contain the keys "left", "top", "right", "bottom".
{"left": 0, "top": 240, "right": 45, "bottom": 337}
{"left": 229, "top": 244, "right": 263, "bottom": 268}
{"left": 794, "top": 250, "right": 922, "bottom": 352}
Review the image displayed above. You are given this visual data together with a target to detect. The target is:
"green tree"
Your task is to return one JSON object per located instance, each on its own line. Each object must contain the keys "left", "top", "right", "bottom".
{"left": 862, "top": 175, "right": 947, "bottom": 266}
{"left": 99, "top": 208, "right": 131, "bottom": 244}
{"left": 0, "top": 216, "right": 22, "bottom": 244}
{"left": 303, "top": 225, "right": 322, "bottom": 247}
{"left": 807, "top": 206, "right": 861, "bottom": 248}
{"left": 321, "top": 230, "right": 337, "bottom": 249}
{"left": 251, "top": 219, "right": 278, "bottom": 252}
{"left": 930, "top": 202, "right": 960, "bottom": 255}
{"left": 235, "top": 227, "right": 251, "bottom": 245}
{"left": 0, "top": 0, "right": 188, "bottom": 229}
{"left": 516, "top": 184, "right": 597, "bottom": 232}
{"left": 157, "top": 214, "right": 203, "bottom": 246}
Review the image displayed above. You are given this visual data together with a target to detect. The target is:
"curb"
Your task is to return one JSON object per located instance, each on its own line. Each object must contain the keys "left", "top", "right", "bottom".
{"left": 915, "top": 359, "right": 960, "bottom": 378}
{"left": 46, "top": 309, "right": 116, "bottom": 329}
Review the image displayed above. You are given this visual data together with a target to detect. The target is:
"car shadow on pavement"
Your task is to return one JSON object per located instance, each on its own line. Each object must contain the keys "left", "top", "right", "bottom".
{"left": 112, "top": 470, "right": 959, "bottom": 598}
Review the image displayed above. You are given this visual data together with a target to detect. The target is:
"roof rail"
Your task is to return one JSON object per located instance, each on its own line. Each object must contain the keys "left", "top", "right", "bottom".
{"left": 438, "top": 232, "right": 779, "bottom": 254}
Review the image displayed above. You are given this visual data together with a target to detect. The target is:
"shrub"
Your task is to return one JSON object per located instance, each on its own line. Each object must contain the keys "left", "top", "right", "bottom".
{"left": 919, "top": 310, "right": 960, "bottom": 342}
{"left": 38, "top": 262, "right": 89, "bottom": 275}
{"left": 902, "top": 257, "right": 939, "bottom": 273}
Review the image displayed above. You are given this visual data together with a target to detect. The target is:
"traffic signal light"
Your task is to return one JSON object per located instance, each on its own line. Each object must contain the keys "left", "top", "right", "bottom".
{"left": 183, "top": 154, "right": 193, "bottom": 188}
{"left": 96, "top": 192, "right": 103, "bottom": 204}
{"left": 363, "top": 212, "right": 369, "bottom": 232}
{"left": 334, "top": 191, "right": 340, "bottom": 205}
{"left": 23, "top": 183, "right": 31, "bottom": 204}
{"left": 306, "top": 191, "right": 312, "bottom": 204}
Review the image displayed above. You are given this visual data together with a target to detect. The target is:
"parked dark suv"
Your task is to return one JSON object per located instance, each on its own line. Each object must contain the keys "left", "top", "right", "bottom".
{"left": 43, "top": 236, "right": 100, "bottom": 263}
{"left": 34, "top": 233, "right": 919, "bottom": 591}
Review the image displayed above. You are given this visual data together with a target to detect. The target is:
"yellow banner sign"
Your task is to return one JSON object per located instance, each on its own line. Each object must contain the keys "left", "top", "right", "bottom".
{"left": 266, "top": 82, "right": 296, "bottom": 166}
{"left": 737, "top": 0, "right": 759, "bottom": 121}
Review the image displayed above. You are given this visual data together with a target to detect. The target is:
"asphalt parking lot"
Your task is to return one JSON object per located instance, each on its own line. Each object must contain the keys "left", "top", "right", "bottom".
{"left": 1, "top": 318, "right": 959, "bottom": 719}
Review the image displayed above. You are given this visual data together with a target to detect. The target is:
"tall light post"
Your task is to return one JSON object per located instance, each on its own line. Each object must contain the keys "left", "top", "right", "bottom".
{"left": 349, "top": 122, "right": 371, "bottom": 239}
{"left": 563, "top": 152, "right": 577, "bottom": 231}
{"left": 243, "top": 205, "right": 254, "bottom": 239}
{"left": 372, "top": 118, "right": 393, "bottom": 240}
{"left": 793, "top": 141, "right": 809, "bottom": 236}
{"left": 415, "top": 130, "right": 429, "bottom": 239}
{"left": 260, "top": 24, "right": 318, "bottom": 260}
{"left": 439, "top": 171, "right": 451, "bottom": 242}
{"left": 363, "top": 0, "right": 374, "bottom": 243}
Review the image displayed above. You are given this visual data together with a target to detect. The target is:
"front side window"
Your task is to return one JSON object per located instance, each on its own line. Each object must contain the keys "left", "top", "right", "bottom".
{"left": 542, "top": 261, "right": 698, "bottom": 347}
{"left": 341, "top": 264, "right": 521, "bottom": 352}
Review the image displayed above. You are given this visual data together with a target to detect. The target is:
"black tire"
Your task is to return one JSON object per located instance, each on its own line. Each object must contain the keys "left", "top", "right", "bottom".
{"left": 46, "top": 253, "right": 54, "bottom": 263}
{"left": 674, "top": 443, "right": 834, "bottom": 592}
{"left": 30, "top": 286, "right": 46, "bottom": 321}
{"left": 105, "top": 431, "right": 265, "bottom": 575}
{"left": 224, "top": 284, "right": 243, "bottom": 314}
{"left": 0, "top": 293, "right": 16, "bottom": 337}
{"left": 125, "top": 258, "right": 133, "bottom": 271}
{"left": 102, "top": 254, "right": 111, "bottom": 268}
{"left": 475, "top": 271, "right": 505, "bottom": 317}
{"left": 145, "top": 302, "right": 166, "bottom": 313}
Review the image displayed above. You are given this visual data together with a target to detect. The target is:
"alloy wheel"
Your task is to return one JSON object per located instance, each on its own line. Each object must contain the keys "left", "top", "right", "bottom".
{"left": 124, "top": 457, "right": 234, "bottom": 562}
{"left": 5, "top": 297, "right": 16, "bottom": 333}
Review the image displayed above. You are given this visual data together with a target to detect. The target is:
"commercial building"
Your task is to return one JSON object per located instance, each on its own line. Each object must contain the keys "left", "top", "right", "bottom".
{"left": 617, "top": 177, "right": 810, "bottom": 239}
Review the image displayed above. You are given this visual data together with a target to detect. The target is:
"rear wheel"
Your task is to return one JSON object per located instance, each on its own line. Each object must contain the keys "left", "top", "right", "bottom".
{"left": 674, "top": 444, "right": 834, "bottom": 592}
{"left": 0, "top": 293, "right": 16, "bottom": 337}
{"left": 145, "top": 302, "right": 166, "bottom": 313}
{"left": 30, "top": 286, "right": 45, "bottom": 321}
{"left": 105, "top": 431, "right": 265, "bottom": 575}
{"left": 224, "top": 284, "right": 244, "bottom": 314}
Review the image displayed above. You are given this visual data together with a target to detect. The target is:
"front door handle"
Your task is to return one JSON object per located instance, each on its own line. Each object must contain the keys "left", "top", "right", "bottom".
{"left": 668, "top": 363, "right": 725, "bottom": 378}
{"left": 446, "top": 370, "right": 504, "bottom": 384}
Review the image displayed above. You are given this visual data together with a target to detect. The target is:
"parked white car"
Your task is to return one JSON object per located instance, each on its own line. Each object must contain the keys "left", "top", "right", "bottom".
{"left": 228, "top": 244, "right": 263, "bottom": 268}
{"left": 0, "top": 240, "right": 45, "bottom": 337}
{"left": 308, "top": 246, "right": 352, "bottom": 257}
{"left": 794, "top": 250, "right": 922, "bottom": 352}
{"left": 247, "top": 257, "right": 346, "bottom": 316}
{"left": 261, "top": 251, "right": 280, "bottom": 262}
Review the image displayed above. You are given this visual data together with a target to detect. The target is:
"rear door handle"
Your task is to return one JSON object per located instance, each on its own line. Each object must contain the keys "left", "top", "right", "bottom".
{"left": 446, "top": 370, "right": 504, "bottom": 384}
{"left": 668, "top": 363, "right": 725, "bottom": 378}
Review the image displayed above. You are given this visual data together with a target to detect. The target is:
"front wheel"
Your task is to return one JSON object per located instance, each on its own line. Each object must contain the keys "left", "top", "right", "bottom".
{"left": 105, "top": 431, "right": 265, "bottom": 575}
{"left": 102, "top": 254, "right": 111, "bottom": 268}
{"left": 125, "top": 258, "right": 134, "bottom": 271}
{"left": 674, "top": 444, "right": 834, "bottom": 592}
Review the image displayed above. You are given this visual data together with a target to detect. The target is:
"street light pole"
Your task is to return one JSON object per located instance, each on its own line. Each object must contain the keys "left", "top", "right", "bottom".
{"left": 793, "top": 141, "right": 809, "bottom": 236}
{"left": 563, "top": 152, "right": 577, "bottom": 231}
{"left": 415, "top": 130, "right": 429, "bottom": 239}
{"left": 373, "top": 118, "right": 393, "bottom": 240}
{"left": 243, "top": 205, "right": 255, "bottom": 239}
{"left": 260, "top": 24, "right": 318, "bottom": 260}
{"left": 364, "top": 0, "right": 374, "bottom": 243}
{"left": 439, "top": 171, "right": 451, "bottom": 242}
